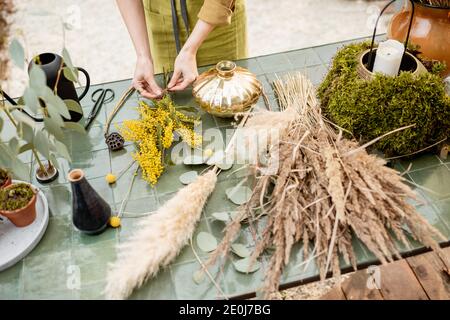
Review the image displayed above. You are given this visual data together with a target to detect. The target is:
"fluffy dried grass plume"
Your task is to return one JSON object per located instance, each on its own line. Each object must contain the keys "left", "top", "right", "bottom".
{"left": 105, "top": 170, "right": 217, "bottom": 300}
{"left": 0, "top": 0, "right": 14, "bottom": 81}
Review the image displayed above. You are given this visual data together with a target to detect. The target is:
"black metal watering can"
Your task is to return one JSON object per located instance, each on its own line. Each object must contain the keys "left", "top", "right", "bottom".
{"left": 2, "top": 52, "right": 90, "bottom": 123}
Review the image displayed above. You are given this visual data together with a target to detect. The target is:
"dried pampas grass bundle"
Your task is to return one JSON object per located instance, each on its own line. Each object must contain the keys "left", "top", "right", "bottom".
{"left": 208, "top": 73, "right": 448, "bottom": 299}
{"left": 105, "top": 170, "right": 217, "bottom": 300}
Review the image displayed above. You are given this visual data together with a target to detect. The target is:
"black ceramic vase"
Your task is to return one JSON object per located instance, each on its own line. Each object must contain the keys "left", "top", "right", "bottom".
{"left": 68, "top": 169, "right": 111, "bottom": 235}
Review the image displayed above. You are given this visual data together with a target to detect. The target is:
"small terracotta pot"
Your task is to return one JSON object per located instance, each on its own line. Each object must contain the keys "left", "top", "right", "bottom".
{"left": 0, "top": 185, "right": 38, "bottom": 227}
{"left": 0, "top": 174, "right": 12, "bottom": 189}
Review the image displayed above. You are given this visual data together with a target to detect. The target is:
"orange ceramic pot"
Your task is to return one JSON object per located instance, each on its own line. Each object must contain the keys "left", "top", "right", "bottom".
{"left": 388, "top": 1, "right": 450, "bottom": 77}
{"left": 0, "top": 185, "right": 37, "bottom": 227}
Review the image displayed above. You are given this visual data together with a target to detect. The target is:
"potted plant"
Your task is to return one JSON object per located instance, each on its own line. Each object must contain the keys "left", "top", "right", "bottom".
{"left": 1, "top": 37, "right": 86, "bottom": 183}
{"left": 318, "top": 42, "right": 450, "bottom": 157}
{"left": 0, "top": 182, "right": 37, "bottom": 227}
{"left": 0, "top": 167, "right": 11, "bottom": 189}
{"left": 388, "top": 0, "right": 450, "bottom": 77}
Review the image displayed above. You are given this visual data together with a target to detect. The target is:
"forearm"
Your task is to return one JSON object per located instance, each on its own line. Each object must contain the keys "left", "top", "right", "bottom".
{"left": 116, "top": 0, "right": 151, "bottom": 59}
{"left": 180, "top": 19, "right": 215, "bottom": 55}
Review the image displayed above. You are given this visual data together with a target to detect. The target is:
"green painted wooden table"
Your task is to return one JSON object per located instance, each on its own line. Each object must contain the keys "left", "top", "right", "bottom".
{"left": 1, "top": 36, "right": 450, "bottom": 300}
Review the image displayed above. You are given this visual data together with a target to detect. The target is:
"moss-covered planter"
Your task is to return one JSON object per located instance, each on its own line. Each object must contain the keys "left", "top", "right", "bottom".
{"left": 318, "top": 42, "right": 450, "bottom": 156}
{"left": 0, "top": 168, "right": 11, "bottom": 189}
{"left": 0, "top": 183, "right": 37, "bottom": 227}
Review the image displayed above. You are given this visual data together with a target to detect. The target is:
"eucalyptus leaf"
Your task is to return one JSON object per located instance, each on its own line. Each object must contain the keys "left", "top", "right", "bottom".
{"left": 233, "top": 258, "right": 261, "bottom": 274}
{"left": 11, "top": 110, "right": 37, "bottom": 129}
{"left": 196, "top": 232, "right": 218, "bottom": 253}
{"left": 23, "top": 87, "right": 39, "bottom": 113}
{"left": 20, "top": 122, "right": 35, "bottom": 143}
{"left": 48, "top": 153, "right": 60, "bottom": 171}
{"left": 62, "top": 48, "right": 79, "bottom": 79}
{"left": 18, "top": 143, "right": 33, "bottom": 154}
{"left": 54, "top": 140, "right": 71, "bottom": 161}
{"left": 9, "top": 39, "right": 25, "bottom": 69}
{"left": 34, "top": 130, "right": 50, "bottom": 159}
{"left": 11, "top": 160, "right": 29, "bottom": 181}
{"left": 216, "top": 161, "right": 233, "bottom": 171}
{"left": 192, "top": 269, "right": 205, "bottom": 285}
{"left": 231, "top": 244, "right": 251, "bottom": 258}
{"left": 0, "top": 116, "right": 3, "bottom": 132}
{"left": 226, "top": 186, "right": 252, "bottom": 205}
{"left": 183, "top": 155, "right": 204, "bottom": 165}
{"left": 211, "top": 212, "right": 230, "bottom": 222}
{"left": 64, "top": 122, "right": 86, "bottom": 134}
{"left": 44, "top": 117, "right": 65, "bottom": 142}
{"left": 63, "top": 67, "right": 78, "bottom": 82}
{"left": 179, "top": 171, "right": 198, "bottom": 185}
{"left": 0, "top": 142, "right": 28, "bottom": 180}
{"left": 0, "top": 144, "right": 12, "bottom": 166}
{"left": 206, "top": 149, "right": 233, "bottom": 170}
{"left": 8, "top": 137, "right": 19, "bottom": 155}
{"left": 64, "top": 99, "right": 83, "bottom": 114}
{"left": 45, "top": 100, "right": 64, "bottom": 128}
{"left": 45, "top": 88, "right": 71, "bottom": 119}
{"left": 29, "top": 65, "right": 47, "bottom": 95}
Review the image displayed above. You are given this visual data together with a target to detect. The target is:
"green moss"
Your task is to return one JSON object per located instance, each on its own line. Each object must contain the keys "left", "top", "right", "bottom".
{"left": 318, "top": 42, "right": 450, "bottom": 156}
{"left": 0, "top": 183, "right": 35, "bottom": 211}
{"left": 0, "top": 168, "right": 9, "bottom": 186}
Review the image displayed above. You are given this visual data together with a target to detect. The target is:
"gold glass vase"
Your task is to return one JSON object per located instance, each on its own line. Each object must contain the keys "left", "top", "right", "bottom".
{"left": 193, "top": 61, "right": 262, "bottom": 118}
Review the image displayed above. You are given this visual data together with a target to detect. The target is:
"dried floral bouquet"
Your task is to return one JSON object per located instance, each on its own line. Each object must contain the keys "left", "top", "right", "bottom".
{"left": 207, "top": 73, "right": 448, "bottom": 299}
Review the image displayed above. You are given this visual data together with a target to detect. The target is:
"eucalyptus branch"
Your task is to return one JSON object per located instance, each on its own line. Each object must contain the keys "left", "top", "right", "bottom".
{"left": 1, "top": 91, "right": 47, "bottom": 174}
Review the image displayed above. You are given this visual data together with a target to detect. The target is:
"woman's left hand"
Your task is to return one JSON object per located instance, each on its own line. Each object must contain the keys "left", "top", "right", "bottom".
{"left": 167, "top": 49, "right": 199, "bottom": 91}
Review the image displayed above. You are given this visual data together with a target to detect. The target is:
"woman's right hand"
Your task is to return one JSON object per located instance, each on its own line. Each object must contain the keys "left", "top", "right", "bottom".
{"left": 132, "top": 56, "right": 163, "bottom": 99}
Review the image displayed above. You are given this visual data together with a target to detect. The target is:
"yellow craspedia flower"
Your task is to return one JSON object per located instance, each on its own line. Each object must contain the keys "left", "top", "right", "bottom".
{"left": 105, "top": 173, "right": 117, "bottom": 184}
{"left": 109, "top": 216, "right": 121, "bottom": 228}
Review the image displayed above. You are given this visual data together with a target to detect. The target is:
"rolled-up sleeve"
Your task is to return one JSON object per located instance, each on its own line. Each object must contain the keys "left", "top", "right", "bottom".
{"left": 198, "top": 0, "right": 236, "bottom": 26}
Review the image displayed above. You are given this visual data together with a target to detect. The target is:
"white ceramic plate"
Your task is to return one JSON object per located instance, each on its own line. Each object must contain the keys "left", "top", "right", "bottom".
{"left": 0, "top": 181, "right": 49, "bottom": 271}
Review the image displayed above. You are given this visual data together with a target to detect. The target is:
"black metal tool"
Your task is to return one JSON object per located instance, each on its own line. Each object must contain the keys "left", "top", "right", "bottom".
{"left": 84, "top": 88, "right": 114, "bottom": 131}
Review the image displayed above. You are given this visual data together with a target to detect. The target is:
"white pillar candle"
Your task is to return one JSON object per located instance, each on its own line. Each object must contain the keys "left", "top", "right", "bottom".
{"left": 372, "top": 40, "right": 405, "bottom": 77}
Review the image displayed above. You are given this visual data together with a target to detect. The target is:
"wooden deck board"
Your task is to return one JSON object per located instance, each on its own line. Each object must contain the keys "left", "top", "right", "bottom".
{"left": 407, "top": 249, "right": 450, "bottom": 299}
{"left": 377, "top": 259, "right": 428, "bottom": 300}
{"left": 318, "top": 248, "right": 450, "bottom": 300}
{"left": 321, "top": 286, "right": 346, "bottom": 300}
{"left": 340, "top": 270, "right": 383, "bottom": 300}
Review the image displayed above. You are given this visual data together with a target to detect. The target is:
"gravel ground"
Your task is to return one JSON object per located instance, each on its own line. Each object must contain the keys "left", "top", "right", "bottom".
{"left": 5, "top": 0, "right": 391, "bottom": 96}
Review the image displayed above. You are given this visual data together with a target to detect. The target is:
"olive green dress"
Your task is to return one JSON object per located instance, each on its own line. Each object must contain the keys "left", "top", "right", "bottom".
{"left": 142, "top": 0, "right": 248, "bottom": 73}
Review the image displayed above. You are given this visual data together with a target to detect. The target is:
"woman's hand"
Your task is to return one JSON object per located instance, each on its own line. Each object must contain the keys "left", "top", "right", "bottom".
{"left": 167, "top": 19, "right": 215, "bottom": 91}
{"left": 132, "top": 56, "right": 163, "bottom": 99}
{"left": 167, "top": 49, "right": 199, "bottom": 91}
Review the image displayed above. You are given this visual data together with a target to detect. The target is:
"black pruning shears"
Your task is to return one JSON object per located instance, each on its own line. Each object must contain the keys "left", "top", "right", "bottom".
{"left": 85, "top": 88, "right": 115, "bottom": 130}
